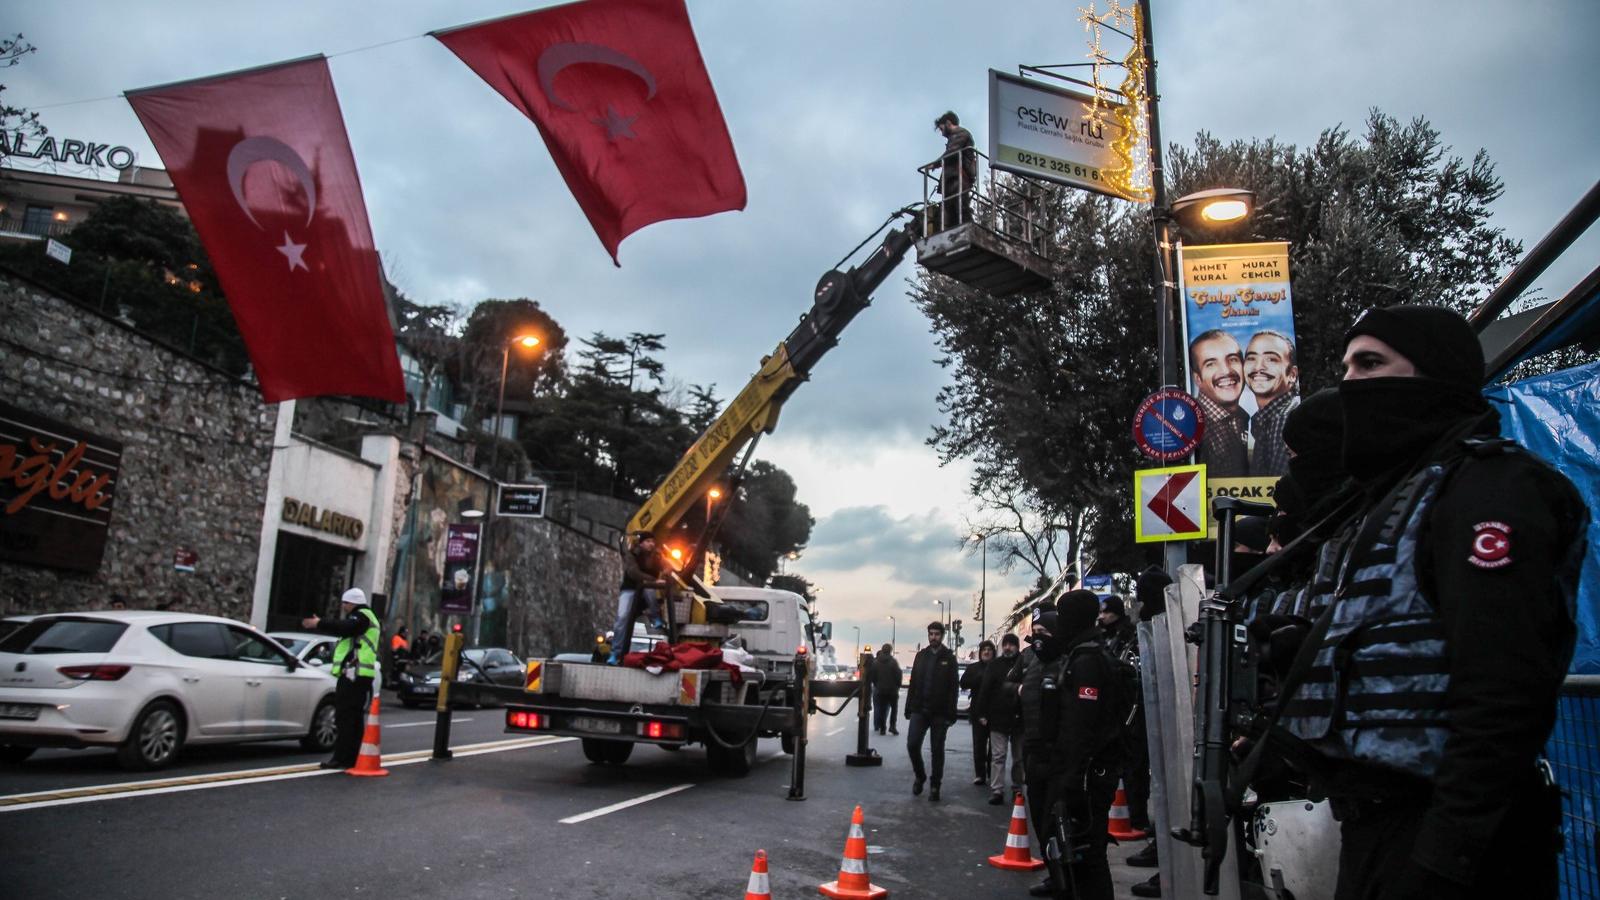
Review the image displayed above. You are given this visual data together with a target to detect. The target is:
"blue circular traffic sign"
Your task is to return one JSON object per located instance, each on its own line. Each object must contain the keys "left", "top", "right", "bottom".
{"left": 1132, "top": 388, "right": 1206, "bottom": 462}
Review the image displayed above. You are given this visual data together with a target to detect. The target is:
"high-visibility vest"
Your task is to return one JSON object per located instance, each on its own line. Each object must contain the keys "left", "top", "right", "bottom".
{"left": 332, "top": 607, "right": 382, "bottom": 679}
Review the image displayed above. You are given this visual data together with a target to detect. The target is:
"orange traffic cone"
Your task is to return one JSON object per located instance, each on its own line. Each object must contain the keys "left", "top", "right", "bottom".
{"left": 346, "top": 696, "right": 389, "bottom": 777}
{"left": 988, "top": 791, "right": 1046, "bottom": 871}
{"left": 817, "top": 805, "right": 888, "bottom": 899}
{"left": 1107, "top": 780, "right": 1145, "bottom": 840}
{"left": 745, "top": 849, "right": 773, "bottom": 900}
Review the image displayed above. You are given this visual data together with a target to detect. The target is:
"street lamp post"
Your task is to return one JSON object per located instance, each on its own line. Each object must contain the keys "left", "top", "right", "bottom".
{"left": 474, "top": 334, "right": 541, "bottom": 644}
{"left": 934, "top": 598, "right": 946, "bottom": 629}
{"left": 887, "top": 614, "right": 896, "bottom": 649}
{"left": 853, "top": 625, "right": 861, "bottom": 658}
{"left": 973, "top": 533, "right": 987, "bottom": 642}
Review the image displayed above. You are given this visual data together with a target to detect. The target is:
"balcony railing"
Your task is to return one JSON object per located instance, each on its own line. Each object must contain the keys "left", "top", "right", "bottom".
{"left": 0, "top": 213, "right": 73, "bottom": 238}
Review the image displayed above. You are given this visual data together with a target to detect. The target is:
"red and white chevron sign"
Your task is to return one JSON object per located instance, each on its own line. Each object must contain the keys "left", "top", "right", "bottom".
{"left": 1134, "top": 464, "right": 1208, "bottom": 543}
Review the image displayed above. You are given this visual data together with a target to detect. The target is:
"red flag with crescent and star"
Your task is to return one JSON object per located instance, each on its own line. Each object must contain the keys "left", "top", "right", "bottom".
{"left": 435, "top": 0, "right": 746, "bottom": 264}
{"left": 126, "top": 56, "right": 405, "bottom": 403}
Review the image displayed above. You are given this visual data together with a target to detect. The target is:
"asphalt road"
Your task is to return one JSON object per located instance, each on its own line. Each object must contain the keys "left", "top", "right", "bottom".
{"left": 3, "top": 692, "right": 1150, "bottom": 899}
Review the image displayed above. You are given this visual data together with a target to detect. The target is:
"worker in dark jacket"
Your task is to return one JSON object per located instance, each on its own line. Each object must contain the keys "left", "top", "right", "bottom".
{"left": 975, "top": 632, "right": 1024, "bottom": 804}
{"left": 871, "top": 644, "right": 903, "bottom": 735}
{"left": 931, "top": 111, "right": 977, "bottom": 231}
{"left": 960, "top": 640, "right": 995, "bottom": 786}
{"left": 607, "top": 532, "right": 666, "bottom": 665}
{"left": 905, "top": 621, "right": 959, "bottom": 801}
{"left": 1036, "top": 590, "right": 1124, "bottom": 899}
{"left": 1275, "top": 305, "right": 1588, "bottom": 899}
{"left": 302, "top": 587, "right": 382, "bottom": 770}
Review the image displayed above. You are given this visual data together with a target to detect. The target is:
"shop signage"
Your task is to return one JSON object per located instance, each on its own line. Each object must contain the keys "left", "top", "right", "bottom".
{"left": 1, "top": 131, "right": 137, "bottom": 170}
{"left": 281, "top": 497, "right": 365, "bottom": 541}
{"left": 496, "top": 484, "right": 547, "bottom": 518}
{"left": 440, "top": 523, "right": 481, "bottom": 615}
{"left": 174, "top": 547, "right": 198, "bottom": 573}
{"left": 0, "top": 401, "right": 122, "bottom": 572}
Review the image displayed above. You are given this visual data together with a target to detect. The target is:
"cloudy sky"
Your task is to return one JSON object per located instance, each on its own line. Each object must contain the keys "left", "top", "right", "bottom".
{"left": 9, "top": 0, "right": 1598, "bottom": 658}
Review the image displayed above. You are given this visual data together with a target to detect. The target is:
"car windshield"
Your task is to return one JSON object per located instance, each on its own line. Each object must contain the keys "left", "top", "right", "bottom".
{"left": 0, "top": 618, "right": 128, "bottom": 654}
{"left": 462, "top": 649, "right": 487, "bottom": 664}
{"left": 271, "top": 636, "right": 309, "bottom": 654}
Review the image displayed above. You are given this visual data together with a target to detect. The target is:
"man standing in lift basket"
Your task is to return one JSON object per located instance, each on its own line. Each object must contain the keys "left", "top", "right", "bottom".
{"left": 1274, "top": 305, "right": 1588, "bottom": 899}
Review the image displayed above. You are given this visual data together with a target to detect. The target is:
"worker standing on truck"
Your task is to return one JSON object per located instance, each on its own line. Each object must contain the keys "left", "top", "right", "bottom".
{"left": 302, "top": 587, "right": 382, "bottom": 770}
{"left": 608, "top": 532, "right": 667, "bottom": 666}
{"left": 906, "top": 621, "right": 959, "bottom": 801}
{"left": 1274, "top": 305, "right": 1588, "bottom": 899}
{"left": 931, "top": 111, "right": 977, "bottom": 231}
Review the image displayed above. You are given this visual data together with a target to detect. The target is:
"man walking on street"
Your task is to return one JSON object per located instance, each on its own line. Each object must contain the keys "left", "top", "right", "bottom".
{"left": 303, "top": 587, "right": 382, "bottom": 770}
{"left": 871, "top": 644, "right": 902, "bottom": 735}
{"left": 905, "top": 621, "right": 959, "bottom": 801}
{"left": 1275, "top": 305, "right": 1588, "bottom": 899}
{"left": 975, "top": 632, "right": 1025, "bottom": 805}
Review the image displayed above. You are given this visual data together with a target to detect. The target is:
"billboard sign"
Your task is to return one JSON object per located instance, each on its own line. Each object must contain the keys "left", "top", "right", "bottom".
{"left": 0, "top": 401, "right": 122, "bottom": 572}
{"left": 1180, "top": 242, "right": 1299, "bottom": 480}
{"left": 987, "top": 69, "right": 1143, "bottom": 201}
{"left": 496, "top": 484, "right": 547, "bottom": 518}
{"left": 439, "top": 522, "right": 481, "bottom": 615}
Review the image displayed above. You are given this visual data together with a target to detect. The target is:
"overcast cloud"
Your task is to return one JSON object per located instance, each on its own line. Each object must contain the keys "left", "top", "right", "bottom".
{"left": 9, "top": 0, "right": 1597, "bottom": 658}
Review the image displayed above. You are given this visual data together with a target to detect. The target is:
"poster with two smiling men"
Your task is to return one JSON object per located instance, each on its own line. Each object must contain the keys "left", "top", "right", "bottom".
{"left": 1180, "top": 242, "right": 1298, "bottom": 514}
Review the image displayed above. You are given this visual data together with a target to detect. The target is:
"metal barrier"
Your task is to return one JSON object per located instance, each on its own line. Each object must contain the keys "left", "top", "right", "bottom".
{"left": 1552, "top": 674, "right": 1600, "bottom": 899}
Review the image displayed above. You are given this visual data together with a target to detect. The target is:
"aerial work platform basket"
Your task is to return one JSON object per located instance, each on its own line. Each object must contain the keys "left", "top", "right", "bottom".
{"left": 916, "top": 147, "right": 1052, "bottom": 296}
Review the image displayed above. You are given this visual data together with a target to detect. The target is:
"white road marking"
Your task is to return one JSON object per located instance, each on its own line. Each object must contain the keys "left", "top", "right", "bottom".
{"left": 0, "top": 735, "right": 572, "bottom": 814}
{"left": 559, "top": 783, "right": 696, "bottom": 824}
{"left": 386, "top": 718, "right": 472, "bottom": 729}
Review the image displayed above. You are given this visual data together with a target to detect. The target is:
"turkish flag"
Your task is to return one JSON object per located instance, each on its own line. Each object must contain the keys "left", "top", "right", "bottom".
{"left": 436, "top": 0, "right": 746, "bottom": 263}
{"left": 126, "top": 57, "right": 405, "bottom": 403}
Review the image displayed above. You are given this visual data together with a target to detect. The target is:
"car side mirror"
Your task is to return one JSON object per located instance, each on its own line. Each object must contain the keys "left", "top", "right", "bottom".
{"left": 285, "top": 657, "right": 300, "bottom": 672}
{"left": 820, "top": 622, "right": 833, "bottom": 642}
{"left": 308, "top": 658, "right": 324, "bottom": 667}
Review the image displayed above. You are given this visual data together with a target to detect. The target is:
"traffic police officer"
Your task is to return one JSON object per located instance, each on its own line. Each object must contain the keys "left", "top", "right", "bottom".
{"left": 1037, "top": 589, "right": 1123, "bottom": 900}
{"left": 1277, "top": 305, "right": 1587, "bottom": 899}
{"left": 303, "top": 587, "right": 383, "bottom": 770}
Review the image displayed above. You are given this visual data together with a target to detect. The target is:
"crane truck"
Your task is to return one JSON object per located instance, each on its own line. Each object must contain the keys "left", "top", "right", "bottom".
{"left": 447, "top": 209, "right": 923, "bottom": 785}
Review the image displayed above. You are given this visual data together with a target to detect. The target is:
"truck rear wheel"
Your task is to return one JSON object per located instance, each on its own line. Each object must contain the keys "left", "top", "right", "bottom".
{"left": 707, "top": 735, "right": 758, "bottom": 776}
{"left": 581, "top": 738, "right": 633, "bottom": 766}
{"left": 780, "top": 732, "right": 796, "bottom": 755}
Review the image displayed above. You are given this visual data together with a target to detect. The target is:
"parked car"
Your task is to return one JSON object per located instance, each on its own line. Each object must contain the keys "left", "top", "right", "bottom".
{"left": 267, "top": 631, "right": 337, "bottom": 668}
{"left": 395, "top": 646, "right": 524, "bottom": 708}
{"left": 0, "top": 611, "right": 338, "bottom": 770}
{"left": 956, "top": 662, "right": 971, "bottom": 719}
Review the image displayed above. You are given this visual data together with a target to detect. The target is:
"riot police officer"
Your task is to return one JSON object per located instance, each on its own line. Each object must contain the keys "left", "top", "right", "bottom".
{"left": 1276, "top": 305, "right": 1587, "bottom": 899}
{"left": 1010, "top": 610, "right": 1060, "bottom": 897}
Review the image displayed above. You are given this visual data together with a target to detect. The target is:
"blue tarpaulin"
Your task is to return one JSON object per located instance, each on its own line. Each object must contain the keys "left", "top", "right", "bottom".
{"left": 1486, "top": 358, "right": 1600, "bottom": 675}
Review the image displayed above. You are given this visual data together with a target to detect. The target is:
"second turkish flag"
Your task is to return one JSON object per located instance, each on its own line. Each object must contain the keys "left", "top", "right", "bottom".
{"left": 127, "top": 57, "right": 405, "bottom": 403}
{"left": 436, "top": 0, "right": 746, "bottom": 263}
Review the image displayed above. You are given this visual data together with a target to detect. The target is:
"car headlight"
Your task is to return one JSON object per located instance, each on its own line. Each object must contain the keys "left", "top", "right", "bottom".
{"left": 457, "top": 670, "right": 476, "bottom": 682}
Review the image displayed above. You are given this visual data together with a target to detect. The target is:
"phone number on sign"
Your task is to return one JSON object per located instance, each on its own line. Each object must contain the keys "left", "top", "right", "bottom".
{"left": 1014, "top": 152, "right": 1101, "bottom": 181}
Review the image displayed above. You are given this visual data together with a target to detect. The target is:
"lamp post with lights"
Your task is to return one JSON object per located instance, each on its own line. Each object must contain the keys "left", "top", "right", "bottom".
{"left": 474, "top": 333, "right": 541, "bottom": 644}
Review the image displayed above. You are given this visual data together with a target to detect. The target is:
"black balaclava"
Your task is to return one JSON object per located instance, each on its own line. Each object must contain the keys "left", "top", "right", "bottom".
{"left": 1033, "top": 611, "right": 1063, "bottom": 661}
{"left": 1135, "top": 566, "right": 1172, "bottom": 619}
{"left": 1339, "top": 305, "right": 1490, "bottom": 483}
{"left": 1057, "top": 589, "right": 1100, "bottom": 639}
{"left": 1270, "top": 388, "right": 1345, "bottom": 544}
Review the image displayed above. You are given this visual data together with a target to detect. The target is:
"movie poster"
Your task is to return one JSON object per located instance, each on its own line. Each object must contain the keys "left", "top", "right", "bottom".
{"left": 1179, "top": 242, "right": 1299, "bottom": 481}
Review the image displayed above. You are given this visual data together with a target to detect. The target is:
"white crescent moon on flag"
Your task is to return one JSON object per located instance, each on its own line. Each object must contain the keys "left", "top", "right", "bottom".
{"left": 1474, "top": 532, "right": 1501, "bottom": 556}
{"left": 226, "top": 136, "right": 317, "bottom": 230}
{"left": 537, "top": 42, "right": 657, "bottom": 112}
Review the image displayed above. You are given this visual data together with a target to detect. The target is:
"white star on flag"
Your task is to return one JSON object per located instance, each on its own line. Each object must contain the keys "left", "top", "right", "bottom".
{"left": 276, "top": 231, "right": 308, "bottom": 271}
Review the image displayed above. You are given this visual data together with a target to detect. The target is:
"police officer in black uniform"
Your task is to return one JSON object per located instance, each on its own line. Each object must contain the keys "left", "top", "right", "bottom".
{"left": 1011, "top": 609, "right": 1060, "bottom": 897}
{"left": 1036, "top": 590, "right": 1123, "bottom": 900}
{"left": 1276, "top": 305, "right": 1587, "bottom": 900}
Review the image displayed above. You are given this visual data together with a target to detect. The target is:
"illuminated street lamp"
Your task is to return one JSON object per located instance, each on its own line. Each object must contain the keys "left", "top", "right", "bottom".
{"left": 1169, "top": 187, "right": 1254, "bottom": 230}
{"left": 475, "top": 333, "right": 541, "bottom": 644}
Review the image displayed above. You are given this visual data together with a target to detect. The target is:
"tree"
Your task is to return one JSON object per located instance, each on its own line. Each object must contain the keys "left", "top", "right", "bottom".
{"left": 919, "top": 111, "right": 1524, "bottom": 570}
{"left": 454, "top": 298, "right": 568, "bottom": 425}
{"left": 717, "top": 460, "right": 814, "bottom": 584}
{"left": 0, "top": 34, "right": 43, "bottom": 141}
{"left": 0, "top": 195, "right": 248, "bottom": 373}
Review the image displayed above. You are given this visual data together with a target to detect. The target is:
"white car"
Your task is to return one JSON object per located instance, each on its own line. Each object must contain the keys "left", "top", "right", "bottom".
{"left": 267, "top": 631, "right": 338, "bottom": 669}
{"left": 0, "top": 611, "right": 338, "bottom": 770}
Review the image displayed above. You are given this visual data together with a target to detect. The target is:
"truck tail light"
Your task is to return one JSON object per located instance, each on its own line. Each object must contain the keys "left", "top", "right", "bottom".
{"left": 641, "top": 720, "right": 684, "bottom": 740}
{"left": 57, "top": 664, "right": 131, "bottom": 681}
{"left": 506, "top": 710, "right": 544, "bottom": 730}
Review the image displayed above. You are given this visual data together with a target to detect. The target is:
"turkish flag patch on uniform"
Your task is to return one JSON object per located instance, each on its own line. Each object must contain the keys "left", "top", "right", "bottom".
{"left": 1469, "top": 521, "right": 1513, "bottom": 569}
{"left": 1078, "top": 686, "right": 1099, "bottom": 701}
